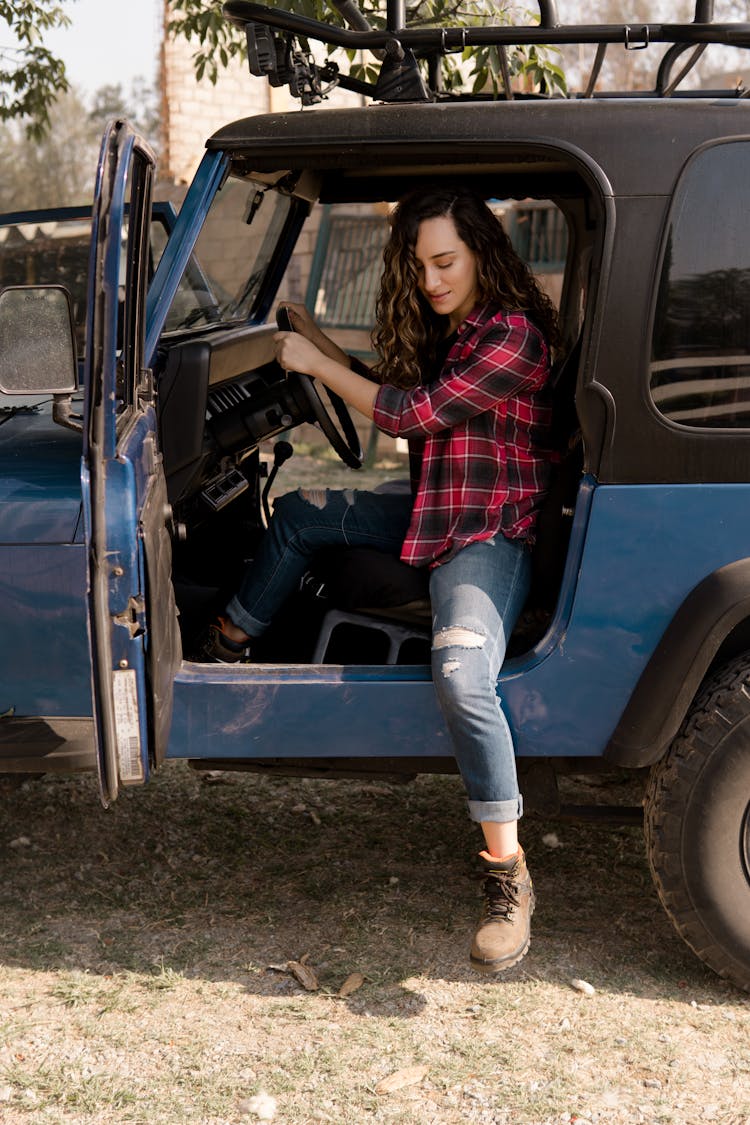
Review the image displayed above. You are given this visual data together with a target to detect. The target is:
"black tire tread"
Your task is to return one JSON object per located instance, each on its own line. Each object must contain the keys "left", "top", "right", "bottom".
{"left": 644, "top": 653, "right": 750, "bottom": 992}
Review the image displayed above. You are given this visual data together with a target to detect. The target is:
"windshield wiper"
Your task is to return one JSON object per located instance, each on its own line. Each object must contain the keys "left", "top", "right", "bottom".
{"left": 176, "top": 302, "right": 224, "bottom": 330}
{"left": 0, "top": 403, "right": 45, "bottom": 426}
{"left": 224, "top": 268, "right": 266, "bottom": 321}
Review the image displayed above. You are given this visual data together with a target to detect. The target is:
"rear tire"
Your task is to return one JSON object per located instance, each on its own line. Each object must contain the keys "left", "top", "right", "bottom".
{"left": 644, "top": 654, "right": 750, "bottom": 992}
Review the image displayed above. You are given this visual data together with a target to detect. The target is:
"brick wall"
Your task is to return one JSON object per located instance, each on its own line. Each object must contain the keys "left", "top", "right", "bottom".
{"left": 159, "top": 0, "right": 280, "bottom": 185}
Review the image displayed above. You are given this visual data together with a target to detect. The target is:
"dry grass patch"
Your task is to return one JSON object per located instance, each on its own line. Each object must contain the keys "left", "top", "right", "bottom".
{"left": 0, "top": 765, "right": 748, "bottom": 1124}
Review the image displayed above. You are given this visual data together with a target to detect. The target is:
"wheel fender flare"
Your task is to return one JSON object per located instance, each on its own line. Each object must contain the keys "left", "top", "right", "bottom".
{"left": 606, "top": 557, "right": 750, "bottom": 767}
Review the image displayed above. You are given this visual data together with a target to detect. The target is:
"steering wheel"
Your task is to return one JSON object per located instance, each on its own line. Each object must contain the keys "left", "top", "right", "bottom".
{"left": 277, "top": 307, "right": 363, "bottom": 469}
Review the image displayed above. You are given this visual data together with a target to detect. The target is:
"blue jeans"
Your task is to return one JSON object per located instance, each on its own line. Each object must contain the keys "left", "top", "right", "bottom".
{"left": 429, "top": 535, "right": 529, "bottom": 824}
{"left": 227, "top": 487, "right": 530, "bottom": 824}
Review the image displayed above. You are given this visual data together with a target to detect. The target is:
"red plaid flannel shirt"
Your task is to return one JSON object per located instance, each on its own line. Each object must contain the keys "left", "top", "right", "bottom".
{"left": 372, "top": 301, "right": 554, "bottom": 568}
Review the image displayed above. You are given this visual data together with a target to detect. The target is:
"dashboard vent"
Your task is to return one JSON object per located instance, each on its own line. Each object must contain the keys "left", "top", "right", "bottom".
{"left": 207, "top": 381, "right": 252, "bottom": 417}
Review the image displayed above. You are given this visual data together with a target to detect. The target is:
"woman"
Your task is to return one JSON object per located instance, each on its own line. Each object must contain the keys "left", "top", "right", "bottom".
{"left": 199, "top": 186, "right": 559, "bottom": 974}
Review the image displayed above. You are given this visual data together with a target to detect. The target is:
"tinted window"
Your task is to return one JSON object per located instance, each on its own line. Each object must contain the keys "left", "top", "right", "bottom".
{"left": 650, "top": 142, "right": 750, "bottom": 429}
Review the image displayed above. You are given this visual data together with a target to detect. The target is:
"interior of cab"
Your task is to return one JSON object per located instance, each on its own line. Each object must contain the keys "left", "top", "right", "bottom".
{"left": 152, "top": 163, "right": 599, "bottom": 668}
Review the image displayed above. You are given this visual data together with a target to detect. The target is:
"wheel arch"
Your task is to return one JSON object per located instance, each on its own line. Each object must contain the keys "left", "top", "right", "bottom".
{"left": 606, "top": 557, "right": 750, "bottom": 768}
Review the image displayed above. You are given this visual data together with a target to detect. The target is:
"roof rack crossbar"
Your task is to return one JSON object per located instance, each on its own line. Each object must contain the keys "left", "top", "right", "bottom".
{"left": 226, "top": 1, "right": 750, "bottom": 105}
{"left": 224, "top": 2, "right": 750, "bottom": 53}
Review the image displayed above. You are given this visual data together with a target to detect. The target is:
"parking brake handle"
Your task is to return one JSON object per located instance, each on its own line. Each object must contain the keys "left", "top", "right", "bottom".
{"left": 262, "top": 440, "right": 294, "bottom": 525}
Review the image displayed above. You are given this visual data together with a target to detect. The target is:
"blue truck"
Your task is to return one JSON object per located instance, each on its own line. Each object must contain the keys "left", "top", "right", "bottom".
{"left": 3, "top": 0, "right": 750, "bottom": 989}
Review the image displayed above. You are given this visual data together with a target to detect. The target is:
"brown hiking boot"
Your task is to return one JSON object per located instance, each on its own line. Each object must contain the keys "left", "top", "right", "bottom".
{"left": 191, "top": 618, "right": 254, "bottom": 663}
{"left": 470, "top": 849, "right": 535, "bottom": 974}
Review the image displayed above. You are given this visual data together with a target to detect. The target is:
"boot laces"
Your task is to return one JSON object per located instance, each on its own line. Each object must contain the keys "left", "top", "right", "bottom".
{"left": 483, "top": 867, "right": 522, "bottom": 923}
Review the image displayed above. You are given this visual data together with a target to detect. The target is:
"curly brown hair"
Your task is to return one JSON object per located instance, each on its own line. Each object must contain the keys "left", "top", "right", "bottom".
{"left": 372, "top": 186, "right": 561, "bottom": 389}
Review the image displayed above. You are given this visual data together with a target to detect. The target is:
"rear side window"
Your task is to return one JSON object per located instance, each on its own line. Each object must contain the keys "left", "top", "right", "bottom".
{"left": 650, "top": 141, "right": 750, "bottom": 429}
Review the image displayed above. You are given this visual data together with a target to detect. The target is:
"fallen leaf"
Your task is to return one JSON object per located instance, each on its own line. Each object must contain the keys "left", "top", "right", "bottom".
{"left": 570, "top": 978, "right": 596, "bottom": 996}
{"left": 375, "top": 1064, "right": 429, "bottom": 1095}
{"left": 239, "top": 1091, "right": 277, "bottom": 1120}
{"left": 288, "top": 960, "right": 319, "bottom": 991}
{"left": 338, "top": 972, "right": 365, "bottom": 997}
{"left": 200, "top": 771, "right": 235, "bottom": 785}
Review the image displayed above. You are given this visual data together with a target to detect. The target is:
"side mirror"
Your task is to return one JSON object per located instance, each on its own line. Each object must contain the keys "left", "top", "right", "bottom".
{"left": 0, "top": 285, "right": 78, "bottom": 396}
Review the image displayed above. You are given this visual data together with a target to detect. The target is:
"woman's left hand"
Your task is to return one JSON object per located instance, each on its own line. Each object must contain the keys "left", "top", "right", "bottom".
{"left": 274, "top": 330, "right": 325, "bottom": 378}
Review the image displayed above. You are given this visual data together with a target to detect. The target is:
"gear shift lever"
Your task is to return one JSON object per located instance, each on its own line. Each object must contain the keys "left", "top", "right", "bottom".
{"left": 262, "top": 439, "right": 294, "bottom": 525}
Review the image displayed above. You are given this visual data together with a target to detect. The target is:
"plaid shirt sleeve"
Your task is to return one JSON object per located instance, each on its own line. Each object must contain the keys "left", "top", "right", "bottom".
{"left": 373, "top": 316, "right": 546, "bottom": 438}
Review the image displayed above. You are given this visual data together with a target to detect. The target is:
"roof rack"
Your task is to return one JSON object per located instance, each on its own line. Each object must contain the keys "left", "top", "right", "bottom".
{"left": 223, "top": 0, "right": 750, "bottom": 106}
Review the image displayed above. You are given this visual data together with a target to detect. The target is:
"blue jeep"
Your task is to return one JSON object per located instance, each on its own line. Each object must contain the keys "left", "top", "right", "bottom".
{"left": 3, "top": 1, "right": 750, "bottom": 990}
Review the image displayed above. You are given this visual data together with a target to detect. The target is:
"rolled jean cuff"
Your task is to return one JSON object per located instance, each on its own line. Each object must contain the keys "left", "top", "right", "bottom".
{"left": 467, "top": 794, "right": 523, "bottom": 824}
{"left": 226, "top": 596, "right": 270, "bottom": 639}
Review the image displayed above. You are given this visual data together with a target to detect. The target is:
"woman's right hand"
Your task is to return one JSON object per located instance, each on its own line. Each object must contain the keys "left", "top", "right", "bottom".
{"left": 276, "top": 301, "right": 353, "bottom": 369}
{"left": 274, "top": 328, "right": 327, "bottom": 379}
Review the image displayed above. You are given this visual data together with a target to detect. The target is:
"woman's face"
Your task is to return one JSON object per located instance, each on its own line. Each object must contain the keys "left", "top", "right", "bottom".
{"left": 413, "top": 214, "right": 480, "bottom": 331}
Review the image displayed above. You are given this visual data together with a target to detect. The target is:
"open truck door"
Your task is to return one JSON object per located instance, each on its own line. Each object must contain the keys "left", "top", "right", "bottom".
{"left": 82, "top": 120, "right": 181, "bottom": 805}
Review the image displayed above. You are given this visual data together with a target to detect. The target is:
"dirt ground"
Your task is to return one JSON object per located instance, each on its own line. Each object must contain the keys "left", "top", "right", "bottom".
{"left": 0, "top": 763, "right": 748, "bottom": 1125}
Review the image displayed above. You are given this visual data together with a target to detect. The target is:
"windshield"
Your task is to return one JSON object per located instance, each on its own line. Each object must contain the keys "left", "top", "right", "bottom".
{"left": 162, "top": 177, "right": 293, "bottom": 334}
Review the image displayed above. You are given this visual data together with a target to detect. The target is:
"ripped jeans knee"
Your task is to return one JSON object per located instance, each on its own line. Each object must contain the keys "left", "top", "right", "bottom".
{"left": 295, "top": 487, "right": 356, "bottom": 512}
{"left": 433, "top": 624, "right": 487, "bottom": 679}
{"left": 430, "top": 624, "right": 519, "bottom": 811}
{"left": 431, "top": 624, "right": 493, "bottom": 708}
{"left": 271, "top": 486, "right": 353, "bottom": 529}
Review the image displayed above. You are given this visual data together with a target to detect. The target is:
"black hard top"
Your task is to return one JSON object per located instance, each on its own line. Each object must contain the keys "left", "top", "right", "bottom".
{"left": 208, "top": 98, "right": 750, "bottom": 200}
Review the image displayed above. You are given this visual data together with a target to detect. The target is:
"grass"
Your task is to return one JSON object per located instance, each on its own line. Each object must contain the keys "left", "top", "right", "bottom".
{"left": 0, "top": 764, "right": 748, "bottom": 1123}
